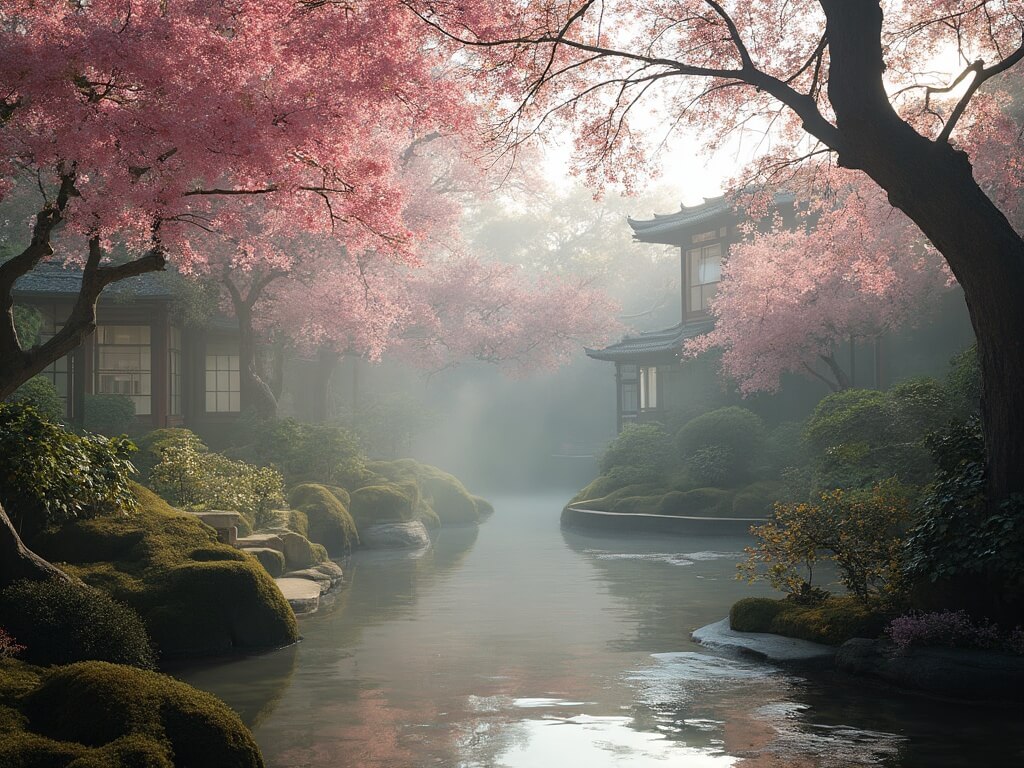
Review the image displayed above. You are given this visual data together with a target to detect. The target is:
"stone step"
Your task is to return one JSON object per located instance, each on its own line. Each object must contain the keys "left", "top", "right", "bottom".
{"left": 276, "top": 577, "right": 322, "bottom": 615}
{"left": 236, "top": 533, "right": 284, "bottom": 552}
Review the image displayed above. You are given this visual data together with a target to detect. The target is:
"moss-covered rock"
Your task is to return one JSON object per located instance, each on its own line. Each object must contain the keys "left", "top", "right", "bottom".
{"left": 472, "top": 496, "right": 494, "bottom": 517}
{"left": 364, "top": 460, "right": 488, "bottom": 526}
{"left": 287, "top": 484, "right": 358, "bottom": 553}
{"left": 348, "top": 484, "right": 416, "bottom": 529}
{"left": 0, "top": 659, "right": 263, "bottom": 768}
{"left": 30, "top": 484, "right": 297, "bottom": 659}
{"left": 0, "top": 579, "right": 155, "bottom": 669}
{"left": 247, "top": 548, "right": 286, "bottom": 578}
{"left": 730, "top": 596, "right": 889, "bottom": 646}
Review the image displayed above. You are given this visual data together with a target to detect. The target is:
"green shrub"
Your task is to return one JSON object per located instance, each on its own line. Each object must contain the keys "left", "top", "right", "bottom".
{"left": 0, "top": 579, "right": 155, "bottom": 668}
{"left": 7, "top": 376, "right": 64, "bottom": 422}
{"left": 132, "top": 428, "right": 196, "bottom": 481}
{"left": 945, "top": 343, "right": 981, "bottom": 417}
{"left": 0, "top": 402, "right": 137, "bottom": 537}
{"left": 235, "top": 418, "right": 365, "bottom": 486}
{"left": 286, "top": 484, "right": 358, "bottom": 553}
{"left": 348, "top": 485, "right": 415, "bottom": 528}
{"left": 729, "top": 597, "right": 785, "bottom": 632}
{"left": 12, "top": 306, "right": 43, "bottom": 347}
{"left": 740, "top": 481, "right": 914, "bottom": 603}
{"left": 804, "top": 389, "right": 893, "bottom": 453}
{"left": 17, "top": 661, "right": 264, "bottom": 767}
{"left": 31, "top": 485, "right": 297, "bottom": 658}
{"left": 731, "top": 481, "right": 785, "bottom": 517}
{"left": 83, "top": 393, "right": 136, "bottom": 435}
{"left": 675, "top": 407, "right": 765, "bottom": 484}
{"left": 146, "top": 429, "right": 285, "bottom": 531}
{"left": 904, "top": 418, "right": 1024, "bottom": 605}
{"left": 599, "top": 423, "right": 676, "bottom": 477}
{"left": 763, "top": 421, "right": 807, "bottom": 474}
{"left": 656, "top": 487, "right": 736, "bottom": 516}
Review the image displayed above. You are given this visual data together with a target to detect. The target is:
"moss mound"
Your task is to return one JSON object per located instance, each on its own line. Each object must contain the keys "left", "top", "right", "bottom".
{"left": 0, "top": 659, "right": 263, "bottom": 768}
{"left": 348, "top": 484, "right": 416, "bottom": 528}
{"left": 286, "top": 484, "right": 358, "bottom": 553}
{"left": 729, "top": 596, "right": 889, "bottom": 646}
{"left": 365, "top": 460, "right": 486, "bottom": 526}
{"left": 0, "top": 579, "right": 155, "bottom": 669}
{"left": 30, "top": 484, "right": 297, "bottom": 658}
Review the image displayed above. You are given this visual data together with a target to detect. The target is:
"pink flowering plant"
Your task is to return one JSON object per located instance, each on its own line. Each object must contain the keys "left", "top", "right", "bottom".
{"left": 0, "top": 627, "right": 24, "bottom": 659}
{"left": 886, "top": 610, "right": 1024, "bottom": 655}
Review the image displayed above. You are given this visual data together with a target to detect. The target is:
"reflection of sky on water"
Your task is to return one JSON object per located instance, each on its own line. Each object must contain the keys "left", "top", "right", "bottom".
{"left": 175, "top": 494, "right": 1024, "bottom": 768}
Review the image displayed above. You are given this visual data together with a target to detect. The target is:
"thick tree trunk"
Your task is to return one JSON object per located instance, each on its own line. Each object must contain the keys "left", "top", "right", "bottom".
{"left": 0, "top": 504, "right": 72, "bottom": 588}
{"left": 821, "top": 0, "right": 1024, "bottom": 504}
{"left": 233, "top": 302, "right": 279, "bottom": 421}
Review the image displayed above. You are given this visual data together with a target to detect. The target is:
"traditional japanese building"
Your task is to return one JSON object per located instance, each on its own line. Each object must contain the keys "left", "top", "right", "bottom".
{"left": 586, "top": 194, "right": 795, "bottom": 431}
{"left": 13, "top": 263, "right": 242, "bottom": 431}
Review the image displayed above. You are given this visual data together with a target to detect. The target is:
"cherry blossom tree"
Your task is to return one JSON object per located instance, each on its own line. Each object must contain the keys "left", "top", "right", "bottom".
{"left": 0, "top": 0, "right": 472, "bottom": 399}
{"left": 686, "top": 174, "right": 953, "bottom": 394}
{"left": 408, "top": 0, "right": 1024, "bottom": 505}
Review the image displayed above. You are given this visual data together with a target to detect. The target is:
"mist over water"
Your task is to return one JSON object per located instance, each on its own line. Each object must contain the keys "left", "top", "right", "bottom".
{"left": 176, "top": 494, "right": 1024, "bottom": 768}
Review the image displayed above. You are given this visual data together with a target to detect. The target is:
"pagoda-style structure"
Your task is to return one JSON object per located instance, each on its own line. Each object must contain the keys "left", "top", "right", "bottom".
{"left": 587, "top": 194, "right": 794, "bottom": 431}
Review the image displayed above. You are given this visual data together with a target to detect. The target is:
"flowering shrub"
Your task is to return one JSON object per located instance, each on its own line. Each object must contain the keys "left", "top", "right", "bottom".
{"left": 0, "top": 627, "right": 25, "bottom": 659}
{"left": 148, "top": 430, "right": 285, "bottom": 530}
{"left": 886, "top": 610, "right": 1024, "bottom": 654}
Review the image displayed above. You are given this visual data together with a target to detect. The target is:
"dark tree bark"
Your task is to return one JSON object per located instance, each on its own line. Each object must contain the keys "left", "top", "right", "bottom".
{"left": 221, "top": 270, "right": 286, "bottom": 421}
{"left": 0, "top": 177, "right": 167, "bottom": 400}
{"left": 0, "top": 504, "right": 72, "bottom": 588}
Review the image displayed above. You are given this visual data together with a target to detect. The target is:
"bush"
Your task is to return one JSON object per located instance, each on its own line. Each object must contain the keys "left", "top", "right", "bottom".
{"left": 7, "top": 376, "right": 63, "bottom": 422}
{"left": 886, "top": 610, "right": 1024, "bottom": 654}
{"left": 287, "top": 484, "right": 358, "bottom": 553}
{"left": 599, "top": 423, "right": 677, "bottom": 477}
{"left": 739, "top": 481, "right": 914, "bottom": 603}
{"left": 146, "top": 429, "right": 285, "bottom": 531}
{"left": 0, "top": 579, "right": 155, "bottom": 668}
{"left": 731, "top": 481, "right": 785, "bottom": 517}
{"left": 12, "top": 661, "right": 264, "bottom": 768}
{"left": 235, "top": 418, "right": 365, "bottom": 486}
{"left": 675, "top": 407, "right": 765, "bottom": 485}
{"left": 348, "top": 485, "right": 415, "bottom": 529}
{"left": 31, "top": 485, "right": 297, "bottom": 658}
{"left": 903, "top": 418, "right": 1024, "bottom": 598}
{"left": 132, "top": 428, "right": 196, "bottom": 481}
{"left": 763, "top": 421, "right": 807, "bottom": 474}
{"left": 656, "top": 487, "right": 735, "bottom": 516}
{"left": 83, "top": 393, "right": 136, "bottom": 435}
{"left": 0, "top": 402, "right": 137, "bottom": 537}
{"left": 945, "top": 343, "right": 981, "bottom": 417}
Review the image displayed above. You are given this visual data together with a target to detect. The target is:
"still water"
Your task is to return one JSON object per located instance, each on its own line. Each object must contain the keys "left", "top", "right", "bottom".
{"left": 177, "top": 494, "right": 1024, "bottom": 767}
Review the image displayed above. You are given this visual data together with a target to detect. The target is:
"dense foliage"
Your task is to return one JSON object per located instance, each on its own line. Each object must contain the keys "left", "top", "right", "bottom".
{"left": 83, "top": 393, "right": 136, "bottom": 435}
{"left": 0, "top": 579, "right": 155, "bottom": 669}
{"left": 7, "top": 375, "right": 63, "bottom": 422}
{"left": 739, "top": 481, "right": 913, "bottom": 603}
{"left": 598, "top": 423, "right": 676, "bottom": 479}
{"left": 234, "top": 418, "right": 366, "bottom": 487}
{"left": 0, "top": 402, "right": 136, "bottom": 536}
{"left": 146, "top": 429, "right": 285, "bottom": 531}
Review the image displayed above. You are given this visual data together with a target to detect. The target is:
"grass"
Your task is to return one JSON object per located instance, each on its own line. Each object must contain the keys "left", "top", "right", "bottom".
{"left": 729, "top": 596, "right": 891, "bottom": 646}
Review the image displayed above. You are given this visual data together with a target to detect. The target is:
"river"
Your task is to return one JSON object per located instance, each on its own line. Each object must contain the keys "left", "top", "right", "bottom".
{"left": 176, "top": 493, "right": 1024, "bottom": 767}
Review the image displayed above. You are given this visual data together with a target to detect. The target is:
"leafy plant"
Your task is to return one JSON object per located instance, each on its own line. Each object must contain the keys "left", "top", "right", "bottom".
{"left": 147, "top": 429, "right": 285, "bottom": 530}
{"left": 599, "top": 422, "right": 676, "bottom": 477}
{"left": 0, "top": 402, "right": 137, "bottom": 536}
{"left": 675, "top": 407, "right": 765, "bottom": 485}
{"left": 83, "top": 393, "right": 136, "bottom": 434}
{"left": 885, "top": 610, "right": 1023, "bottom": 654}
{"left": 234, "top": 417, "right": 365, "bottom": 486}
{"left": 0, "top": 626, "right": 24, "bottom": 659}
{"left": 7, "top": 375, "right": 64, "bottom": 422}
{"left": 740, "top": 481, "right": 913, "bottom": 603}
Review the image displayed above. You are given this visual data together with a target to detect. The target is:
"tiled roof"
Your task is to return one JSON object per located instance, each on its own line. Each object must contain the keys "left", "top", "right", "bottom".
{"left": 12, "top": 262, "right": 174, "bottom": 299}
{"left": 585, "top": 319, "right": 714, "bottom": 362}
{"left": 627, "top": 191, "right": 797, "bottom": 244}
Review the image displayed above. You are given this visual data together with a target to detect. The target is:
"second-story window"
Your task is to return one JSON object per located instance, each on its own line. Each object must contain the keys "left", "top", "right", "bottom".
{"left": 639, "top": 366, "right": 658, "bottom": 410}
{"left": 687, "top": 242, "right": 722, "bottom": 314}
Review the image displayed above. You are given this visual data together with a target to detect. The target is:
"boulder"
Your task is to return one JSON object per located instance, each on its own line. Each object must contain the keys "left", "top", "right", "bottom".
{"left": 236, "top": 533, "right": 284, "bottom": 553}
{"left": 836, "top": 638, "right": 1024, "bottom": 701}
{"left": 359, "top": 520, "right": 430, "bottom": 550}
{"left": 275, "top": 578, "right": 321, "bottom": 615}
{"left": 278, "top": 531, "right": 316, "bottom": 570}
{"left": 247, "top": 547, "right": 286, "bottom": 578}
{"left": 691, "top": 618, "right": 835, "bottom": 667}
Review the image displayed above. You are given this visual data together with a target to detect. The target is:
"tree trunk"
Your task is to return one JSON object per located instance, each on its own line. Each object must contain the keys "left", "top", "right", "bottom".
{"left": 312, "top": 347, "right": 339, "bottom": 424}
{"left": 232, "top": 300, "right": 279, "bottom": 421}
{"left": 0, "top": 504, "right": 72, "bottom": 588}
{"left": 822, "top": 0, "right": 1024, "bottom": 504}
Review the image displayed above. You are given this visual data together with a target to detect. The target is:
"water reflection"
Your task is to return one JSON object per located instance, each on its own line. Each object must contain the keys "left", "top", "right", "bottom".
{"left": 176, "top": 494, "right": 1024, "bottom": 768}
